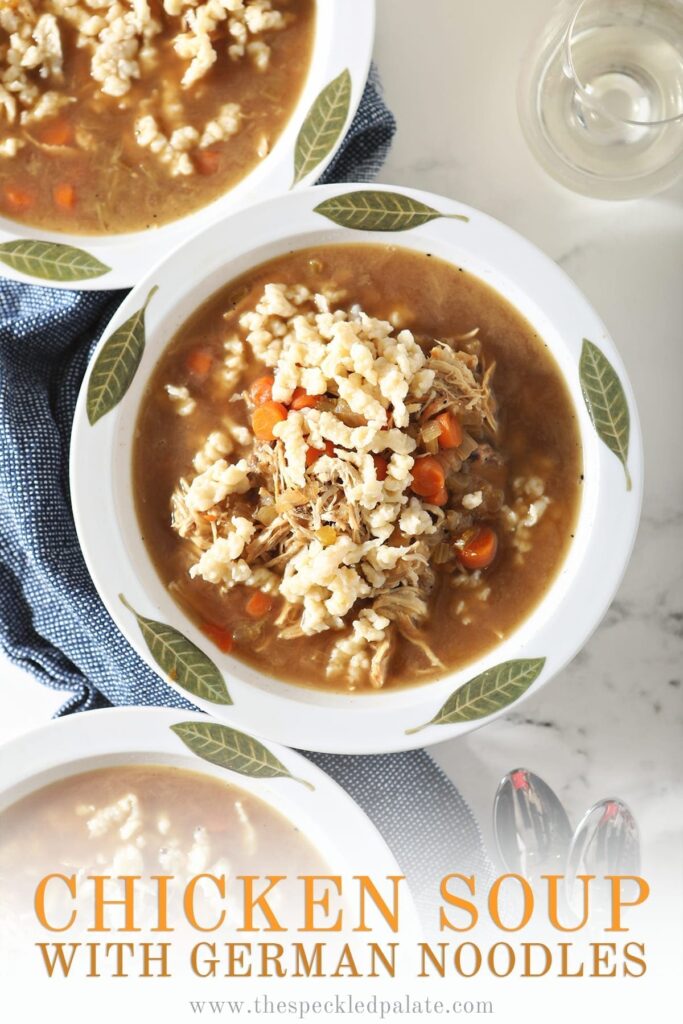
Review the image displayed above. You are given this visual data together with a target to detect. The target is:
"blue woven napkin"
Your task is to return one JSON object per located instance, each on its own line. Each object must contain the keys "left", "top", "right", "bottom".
{"left": 0, "top": 69, "right": 493, "bottom": 915}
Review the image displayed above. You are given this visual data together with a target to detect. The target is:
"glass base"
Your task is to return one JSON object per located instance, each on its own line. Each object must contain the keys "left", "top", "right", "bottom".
{"left": 518, "top": 9, "right": 683, "bottom": 200}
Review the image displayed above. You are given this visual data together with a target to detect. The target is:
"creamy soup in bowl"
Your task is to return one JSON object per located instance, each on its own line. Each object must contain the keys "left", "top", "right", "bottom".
{"left": 0, "top": 764, "right": 325, "bottom": 941}
{"left": 70, "top": 184, "right": 642, "bottom": 753}
{"left": 133, "top": 244, "right": 582, "bottom": 692}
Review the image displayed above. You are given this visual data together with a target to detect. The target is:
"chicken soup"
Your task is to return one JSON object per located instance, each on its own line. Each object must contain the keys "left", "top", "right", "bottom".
{"left": 0, "top": 763, "right": 325, "bottom": 941}
{"left": 133, "top": 244, "right": 583, "bottom": 692}
{"left": 0, "top": 1, "right": 315, "bottom": 234}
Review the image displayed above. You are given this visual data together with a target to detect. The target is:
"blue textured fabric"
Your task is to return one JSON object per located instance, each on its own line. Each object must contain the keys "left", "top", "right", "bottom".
{"left": 0, "top": 69, "right": 493, "bottom": 900}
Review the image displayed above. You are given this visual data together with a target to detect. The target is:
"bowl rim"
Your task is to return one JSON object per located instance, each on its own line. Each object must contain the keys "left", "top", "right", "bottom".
{"left": 0, "top": 0, "right": 375, "bottom": 291}
{"left": 70, "top": 182, "right": 644, "bottom": 754}
{"left": 0, "top": 705, "right": 404, "bottom": 885}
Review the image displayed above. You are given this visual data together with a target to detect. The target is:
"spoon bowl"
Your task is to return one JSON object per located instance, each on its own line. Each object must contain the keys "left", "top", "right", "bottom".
{"left": 493, "top": 767, "right": 573, "bottom": 879}
{"left": 566, "top": 798, "right": 640, "bottom": 915}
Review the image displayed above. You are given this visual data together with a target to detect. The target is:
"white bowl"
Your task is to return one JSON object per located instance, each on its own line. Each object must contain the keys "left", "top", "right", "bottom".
{"left": 0, "top": 0, "right": 374, "bottom": 290}
{"left": 0, "top": 706, "right": 400, "bottom": 881}
{"left": 71, "top": 183, "right": 643, "bottom": 754}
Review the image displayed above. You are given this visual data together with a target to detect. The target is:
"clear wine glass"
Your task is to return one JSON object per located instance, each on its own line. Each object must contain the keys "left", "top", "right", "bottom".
{"left": 518, "top": 0, "right": 683, "bottom": 199}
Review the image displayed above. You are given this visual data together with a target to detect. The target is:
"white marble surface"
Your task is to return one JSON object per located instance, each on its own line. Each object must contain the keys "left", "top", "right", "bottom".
{"left": 0, "top": 0, "right": 681, "bottom": 871}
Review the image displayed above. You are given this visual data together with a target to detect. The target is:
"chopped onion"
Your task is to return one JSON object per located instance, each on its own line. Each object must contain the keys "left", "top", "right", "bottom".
{"left": 334, "top": 399, "right": 366, "bottom": 427}
{"left": 255, "top": 505, "right": 278, "bottom": 526}
{"left": 422, "top": 420, "right": 442, "bottom": 443}
{"left": 432, "top": 542, "right": 455, "bottom": 565}
{"left": 277, "top": 489, "right": 308, "bottom": 510}
{"left": 453, "top": 326, "right": 480, "bottom": 341}
{"left": 456, "top": 431, "right": 479, "bottom": 460}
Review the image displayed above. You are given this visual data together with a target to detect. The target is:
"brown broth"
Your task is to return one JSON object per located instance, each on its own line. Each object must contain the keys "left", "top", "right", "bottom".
{"left": 0, "top": 1, "right": 315, "bottom": 234}
{"left": 133, "top": 244, "right": 583, "bottom": 692}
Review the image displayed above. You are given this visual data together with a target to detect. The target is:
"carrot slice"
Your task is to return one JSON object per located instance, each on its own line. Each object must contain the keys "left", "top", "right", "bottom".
{"left": 194, "top": 150, "right": 220, "bottom": 175}
{"left": 290, "top": 387, "right": 321, "bottom": 411}
{"left": 249, "top": 375, "right": 274, "bottom": 405}
{"left": 306, "top": 440, "right": 335, "bottom": 466}
{"left": 435, "top": 410, "right": 463, "bottom": 449}
{"left": 410, "top": 455, "right": 445, "bottom": 497}
{"left": 186, "top": 348, "right": 213, "bottom": 376}
{"left": 39, "top": 119, "right": 73, "bottom": 147}
{"left": 373, "top": 455, "right": 388, "bottom": 481}
{"left": 252, "top": 400, "right": 288, "bottom": 441}
{"left": 4, "top": 184, "right": 34, "bottom": 211}
{"left": 245, "top": 590, "right": 273, "bottom": 618}
{"left": 423, "top": 485, "right": 448, "bottom": 507}
{"left": 53, "top": 183, "right": 76, "bottom": 210}
{"left": 457, "top": 526, "right": 498, "bottom": 570}
{"left": 201, "top": 622, "right": 233, "bottom": 653}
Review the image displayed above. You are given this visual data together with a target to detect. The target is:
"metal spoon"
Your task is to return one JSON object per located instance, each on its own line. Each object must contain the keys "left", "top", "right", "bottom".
{"left": 493, "top": 767, "right": 573, "bottom": 879}
{"left": 565, "top": 798, "right": 640, "bottom": 916}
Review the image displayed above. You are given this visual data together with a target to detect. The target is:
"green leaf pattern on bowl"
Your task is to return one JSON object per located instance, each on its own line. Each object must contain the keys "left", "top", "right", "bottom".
{"left": 407, "top": 658, "right": 546, "bottom": 733}
{"left": 293, "top": 68, "right": 352, "bottom": 186}
{"left": 580, "top": 338, "right": 631, "bottom": 490}
{"left": 87, "top": 285, "right": 157, "bottom": 425}
{"left": 120, "top": 595, "right": 231, "bottom": 705}
{"left": 314, "top": 190, "right": 470, "bottom": 231}
{"left": 0, "top": 239, "right": 111, "bottom": 281}
{"left": 171, "top": 720, "right": 313, "bottom": 790}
